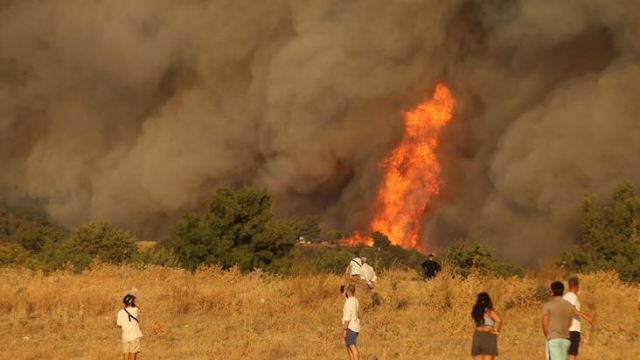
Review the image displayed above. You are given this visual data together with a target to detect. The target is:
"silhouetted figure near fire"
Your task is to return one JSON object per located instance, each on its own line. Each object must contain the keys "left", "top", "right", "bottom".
{"left": 421, "top": 253, "right": 441, "bottom": 280}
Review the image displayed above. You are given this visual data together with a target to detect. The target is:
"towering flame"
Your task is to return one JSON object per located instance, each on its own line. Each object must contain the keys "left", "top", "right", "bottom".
{"left": 353, "top": 83, "right": 455, "bottom": 250}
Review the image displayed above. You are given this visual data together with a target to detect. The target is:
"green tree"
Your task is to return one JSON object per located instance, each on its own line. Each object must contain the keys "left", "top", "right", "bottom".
{"left": 560, "top": 181, "right": 640, "bottom": 282}
{"left": 371, "top": 231, "right": 391, "bottom": 249}
{"left": 60, "top": 222, "right": 139, "bottom": 271}
{"left": 169, "top": 186, "right": 295, "bottom": 271}
{"left": 442, "top": 240, "right": 494, "bottom": 278}
{"left": 290, "top": 215, "right": 322, "bottom": 242}
{"left": 442, "top": 240, "right": 523, "bottom": 278}
{"left": 0, "top": 208, "right": 66, "bottom": 253}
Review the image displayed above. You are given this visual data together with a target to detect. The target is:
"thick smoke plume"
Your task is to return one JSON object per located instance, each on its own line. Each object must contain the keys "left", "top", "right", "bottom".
{"left": 1, "top": 0, "right": 639, "bottom": 264}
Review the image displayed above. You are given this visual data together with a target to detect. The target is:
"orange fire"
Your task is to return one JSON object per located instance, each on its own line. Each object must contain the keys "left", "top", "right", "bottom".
{"left": 350, "top": 83, "right": 454, "bottom": 250}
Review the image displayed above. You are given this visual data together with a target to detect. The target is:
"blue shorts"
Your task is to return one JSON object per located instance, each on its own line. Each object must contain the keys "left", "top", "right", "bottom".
{"left": 346, "top": 329, "right": 359, "bottom": 346}
{"left": 548, "top": 338, "right": 570, "bottom": 360}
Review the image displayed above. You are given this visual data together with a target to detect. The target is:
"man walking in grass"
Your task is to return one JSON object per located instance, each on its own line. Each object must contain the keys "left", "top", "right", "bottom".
{"left": 563, "top": 277, "right": 593, "bottom": 360}
{"left": 360, "top": 257, "right": 377, "bottom": 290}
{"left": 117, "top": 294, "right": 143, "bottom": 360}
{"left": 342, "top": 284, "right": 361, "bottom": 360}
{"left": 346, "top": 250, "right": 363, "bottom": 284}
{"left": 360, "top": 256, "right": 381, "bottom": 306}
{"left": 542, "top": 281, "right": 573, "bottom": 360}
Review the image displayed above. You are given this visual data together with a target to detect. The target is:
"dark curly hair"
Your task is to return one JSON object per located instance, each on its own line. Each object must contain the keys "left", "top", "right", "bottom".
{"left": 471, "top": 292, "right": 493, "bottom": 326}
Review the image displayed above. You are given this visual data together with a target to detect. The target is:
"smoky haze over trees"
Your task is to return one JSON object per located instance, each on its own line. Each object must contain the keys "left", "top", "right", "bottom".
{"left": 1, "top": 1, "right": 640, "bottom": 264}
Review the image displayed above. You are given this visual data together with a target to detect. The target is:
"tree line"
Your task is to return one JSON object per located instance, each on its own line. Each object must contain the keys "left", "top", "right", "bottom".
{"left": 1, "top": 182, "right": 638, "bottom": 282}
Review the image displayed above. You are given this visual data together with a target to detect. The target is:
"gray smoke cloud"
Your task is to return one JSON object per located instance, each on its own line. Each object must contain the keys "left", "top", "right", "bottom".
{"left": 1, "top": 0, "right": 639, "bottom": 264}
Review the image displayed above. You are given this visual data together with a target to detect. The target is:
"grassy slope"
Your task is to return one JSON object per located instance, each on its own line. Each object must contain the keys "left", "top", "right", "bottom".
{"left": 0, "top": 265, "right": 638, "bottom": 359}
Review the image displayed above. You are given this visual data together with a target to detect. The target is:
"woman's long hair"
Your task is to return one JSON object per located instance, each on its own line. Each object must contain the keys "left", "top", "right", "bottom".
{"left": 472, "top": 292, "right": 493, "bottom": 326}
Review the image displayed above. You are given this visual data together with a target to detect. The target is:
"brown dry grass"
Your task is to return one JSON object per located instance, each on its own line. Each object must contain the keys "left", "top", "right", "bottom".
{"left": 0, "top": 264, "right": 638, "bottom": 359}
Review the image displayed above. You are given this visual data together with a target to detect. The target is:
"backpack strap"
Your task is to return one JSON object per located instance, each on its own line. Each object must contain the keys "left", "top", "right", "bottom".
{"left": 351, "top": 259, "right": 362, "bottom": 267}
{"left": 123, "top": 308, "right": 139, "bottom": 323}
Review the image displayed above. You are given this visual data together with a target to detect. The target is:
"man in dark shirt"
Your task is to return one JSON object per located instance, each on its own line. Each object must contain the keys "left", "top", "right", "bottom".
{"left": 421, "top": 254, "right": 441, "bottom": 280}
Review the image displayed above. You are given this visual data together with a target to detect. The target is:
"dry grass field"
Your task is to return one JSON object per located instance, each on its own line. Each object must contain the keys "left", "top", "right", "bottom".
{"left": 0, "top": 264, "right": 638, "bottom": 360}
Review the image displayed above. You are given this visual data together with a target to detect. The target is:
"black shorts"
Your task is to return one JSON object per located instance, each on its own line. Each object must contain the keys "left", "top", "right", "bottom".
{"left": 471, "top": 331, "right": 498, "bottom": 356}
{"left": 568, "top": 331, "right": 581, "bottom": 355}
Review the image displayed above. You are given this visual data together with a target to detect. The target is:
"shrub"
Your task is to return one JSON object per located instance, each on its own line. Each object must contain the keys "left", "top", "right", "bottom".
{"left": 0, "top": 242, "right": 30, "bottom": 266}
{"left": 314, "top": 248, "right": 352, "bottom": 274}
{"left": 169, "top": 186, "right": 295, "bottom": 271}
{"left": 59, "top": 222, "right": 139, "bottom": 271}
{"left": 441, "top": 240, "right": 494, "bottom": 278}
{"left": 492, "top": 261, "right": 525, "bottom": 278}
{"left": 371, "top": 231, "right": 391, "bottom": 249}
{"left": 138, "top": 247, "right": 181, "bottom": 268}
{"left": 441, "top": 240, "right": 524, "bottom": 278}
{"left": 0, "top": 208, "right": 66, "bottom": 253}
{"left": 559, "top": 181, "right": 640, "bottom": 282}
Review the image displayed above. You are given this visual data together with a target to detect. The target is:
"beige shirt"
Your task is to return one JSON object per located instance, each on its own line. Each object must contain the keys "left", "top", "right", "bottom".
{"left": 360, "top": 263, "right": 377, "bottom": 284}
{"left": 117, "top": 307, "right": 143, "bottom": 342}
{"left": 542, "top": 297, "right": 574, "bottom": 340}
{"left": 342, "top": 297, "right": 361, "bottom": 332}
{"left": 349, "top": 258, "right": 363, "bottom": 276}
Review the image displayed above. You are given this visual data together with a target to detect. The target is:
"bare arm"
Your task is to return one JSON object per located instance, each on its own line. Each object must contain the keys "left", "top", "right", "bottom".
{"left": 342, "top": 320, "right": 350, "bottom": 338}
{"left": 574, "top": 309, "right": 592, "bottom": 323}
{"left": 488, "top": 309, "right": 502, "bottom": 334}
{"left": 541, "top": 314, "right": 549, "bottom": 337}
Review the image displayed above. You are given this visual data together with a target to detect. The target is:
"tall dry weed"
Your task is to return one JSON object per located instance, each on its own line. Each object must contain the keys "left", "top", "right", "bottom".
{"left": 0, "top": 264, "right": 638, "bottom": 359}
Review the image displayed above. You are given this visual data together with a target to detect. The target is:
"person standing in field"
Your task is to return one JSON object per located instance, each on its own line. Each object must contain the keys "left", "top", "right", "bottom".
{"left": 470, "top": 292, "right": 501, "bottom": 360}
{"left": 345, "top": 250, "right": 363, "bottom": 283}
{"left": 342, "top": 284, "right": 361, "bottom": 360}
{"left": 562, "top": 277, "right": 593, "bottom": 360}
{"left": 421, "top": 253, "right": 441, "bottom": 280}
{"left": 542, "top": 281, "right": 574, "bottom": 360}
{"left": 360, "top": 256, "right": 381, "bottom": 306}
{"left": 359, "top": 257, "right": 377, "bottom": 289}
{"left": 117, "top": 294, "right": 143, "bottom": 360}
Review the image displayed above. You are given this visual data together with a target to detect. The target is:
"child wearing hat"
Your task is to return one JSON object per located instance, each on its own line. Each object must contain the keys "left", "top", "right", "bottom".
{"left": 116, "top": 294, "right": 143, "bottom": 359}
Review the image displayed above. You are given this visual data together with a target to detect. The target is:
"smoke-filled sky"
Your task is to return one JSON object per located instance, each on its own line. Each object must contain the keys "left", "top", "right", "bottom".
{"left": 1, "top": 0, "right": 639, "bottom": 264}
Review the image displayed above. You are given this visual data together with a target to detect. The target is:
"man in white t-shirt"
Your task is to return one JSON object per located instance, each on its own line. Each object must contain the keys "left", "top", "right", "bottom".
{"left": 345, "top": 250, "right": 363, "bottom": 282}
{"left": 117, "top": 294, "right": 143, "bottom": 360}
{"left": 562, "top": 277, "right": 592, "bottom": 360}
{"left": 342, "top": 284, "right": 361, "bottom": 360}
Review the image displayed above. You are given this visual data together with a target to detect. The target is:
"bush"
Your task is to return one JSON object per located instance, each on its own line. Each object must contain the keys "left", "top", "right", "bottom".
{"left": 559, "top": 181, "right": 640, "bottom": 282}
{"left": 441, "top": 240, "right": 493, "bottom": 278}
{"left": 441, "top": 240, "right": 523, "bottom": 278}
{"left": 0, "top": 242, "right": 30, "bottom": 266}
{"left": 59, "top": 222, "right": 139, "bottom": 271}
{"left": 492, "top": 261, "right": 525, "bottom": 278}
{"left": 137, "top": 246, "right": 181, "bottom": 268}
{"left": 169, "top": 186, "right": 295, "bottom": 271}
{"left": 0, "top": 208, "right": 66, "bottom": 253}
{"left": 371, "top": 231, "right": 391, "bottom": 249}
{"left": 313, "top": 248, "right": 352, "bottom": 274}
